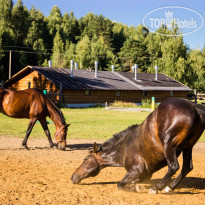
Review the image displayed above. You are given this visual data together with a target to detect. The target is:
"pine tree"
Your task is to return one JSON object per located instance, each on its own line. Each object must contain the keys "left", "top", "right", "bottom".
{"left": 189, "top": 48, "right": 205, "bottom": 92}
{"left": 52, "top": 30, "right": 65, "bottom": 68}
{"left": 11, "top": 0, "right": 29, "bottom": 44}
{"left": 47, "top": 6, "right": 62, "bottom": 37}
{"left": 119, "top": 38, "right": 150, "bottom": 72}
{"left": 75, "top": 35, "right": 91, "bottom": 69}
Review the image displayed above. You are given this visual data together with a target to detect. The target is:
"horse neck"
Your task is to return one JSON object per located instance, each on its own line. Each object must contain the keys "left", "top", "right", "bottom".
{"left": 98, "top": 143, "right": 125, "bottom": 168}
{"left": 97, "top": 124, "right": 140, "bottom": 168}
{"left": 47, "top": 99, "right": 65, "bottom": 129}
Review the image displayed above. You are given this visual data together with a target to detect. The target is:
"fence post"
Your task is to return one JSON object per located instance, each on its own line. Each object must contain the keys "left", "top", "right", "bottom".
{"left": 151, "top": 97, "right": 155, "bottom": 111}
{"left": 1, "top": 80, "right": 4, "bottom": 88}
{"left": 43, "top": 89, "right": 47, "bottom": 95}
{"left": 194, "top": 89, "right": 197, "bottom": 104}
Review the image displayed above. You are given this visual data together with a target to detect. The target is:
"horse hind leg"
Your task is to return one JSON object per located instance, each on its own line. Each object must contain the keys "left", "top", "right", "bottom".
{"left": 163, "top": 147, "right": 193, "bottom": 193}
{"left": 149, "top": 145, "right": 180, "bottom": 194}
{"left": 39, "top": 118, "right": 54, "bottom": 148}
{"left": 22, "top": 118, "right": 37, "bottom": 150}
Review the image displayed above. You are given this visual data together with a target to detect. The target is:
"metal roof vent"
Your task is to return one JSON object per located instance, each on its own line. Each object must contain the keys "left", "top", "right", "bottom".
{"left": 111, "top": 65, "right": 115, "bottom": 72}
{"left": 134, "top": 64, "right": 138, "bottom": 81}
{"left": 48, "top": 60, "right": 52, "bottom": 68}
{"left": 155, "top": 65, "right": 158, "bottom": 81}
{"left": 70, "top": 60, "right": 74, "bottom": 77}
{"left": 95, "top": 61, "right": 99, "bottom": 78}
{"left": 75, "top": 62, "right": 78, "bottom": 70}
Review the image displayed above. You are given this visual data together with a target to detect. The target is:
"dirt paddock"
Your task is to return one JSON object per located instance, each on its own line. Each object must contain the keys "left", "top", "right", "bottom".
{"left": 0, "top": 136, "right": 204, "bottom": 205}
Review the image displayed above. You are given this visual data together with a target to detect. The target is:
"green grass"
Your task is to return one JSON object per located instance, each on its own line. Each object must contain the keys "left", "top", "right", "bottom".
{"left": 0, "top": 108, "right": 204, "bottom": 142}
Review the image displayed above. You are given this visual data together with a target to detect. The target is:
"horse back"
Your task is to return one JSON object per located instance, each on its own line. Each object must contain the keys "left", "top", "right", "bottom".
{"left": 155, "top": 98, "right": 202, "bottom": 146}
{"left": 0, "top": 88, "right": 48, "bottom": 118}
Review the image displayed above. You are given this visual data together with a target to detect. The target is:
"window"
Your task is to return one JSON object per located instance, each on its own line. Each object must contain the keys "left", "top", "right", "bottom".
{"left": 28, "top": 82, "right": 31, "bottom": 88}
{"left": 143, "top": 91, "right": 147, "bottom": 97}
{"left": 85, "top": 90, "right": 90, "bottom": 96}
{"left": 116, "top": 90, "right": 121, "bottom": 97}
{"left": 170, "top": 91, "right": 174, "bottom": 96}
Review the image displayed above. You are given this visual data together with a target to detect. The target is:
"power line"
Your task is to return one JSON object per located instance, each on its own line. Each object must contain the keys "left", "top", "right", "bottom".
{"left": 0, "top": 48, "right": 154, "bottom": 59}
{"left": 1, "top": 45, "right": 53, "bottom": 51}
{"left": 1, "top": 49, "right": 51, "bottom": 55}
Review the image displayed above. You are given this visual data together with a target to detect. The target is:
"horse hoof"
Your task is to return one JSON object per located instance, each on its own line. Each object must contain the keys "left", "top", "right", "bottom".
{"left": 162, "top": 186, "right": 173, "bottom": 194}
{"left": 23, "top": 145, "right": 30, "bottom": 150}
{"left": 50, "top": 144, "right": 54, "bottom": 148}
{"left": 148, "top": 187, "right": 158, "bottom": 194}
{"left": 135, "top": 185, "right": 146, "bottom": 193}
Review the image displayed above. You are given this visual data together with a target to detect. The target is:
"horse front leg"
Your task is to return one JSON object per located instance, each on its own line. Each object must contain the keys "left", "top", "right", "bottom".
{"left": 117, "top": 171, "right": 146, "bottom": 193}
{"left": 39, "top": 118, "right": 54, "bottom": 148}
{"left": 117, "top": 157, "right": 147, "bottom": 193}
{"left": 22, "top": 118, "right": 37, "bottom": 150}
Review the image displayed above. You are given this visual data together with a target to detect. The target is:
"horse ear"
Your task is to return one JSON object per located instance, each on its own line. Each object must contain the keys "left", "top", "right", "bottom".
{"left": 65, "top": 124, "right": 70, "bottom": 128}
{"left": 97, "top": 145, "right": 102, "bottom": 152}
{"left": 93, "top": 142, "right": 98, "bottom": 153}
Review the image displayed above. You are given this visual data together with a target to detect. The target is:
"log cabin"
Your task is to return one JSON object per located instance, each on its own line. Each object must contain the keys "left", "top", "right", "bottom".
{"left": 2, "top": 65, "right": 192, "bottom": 107}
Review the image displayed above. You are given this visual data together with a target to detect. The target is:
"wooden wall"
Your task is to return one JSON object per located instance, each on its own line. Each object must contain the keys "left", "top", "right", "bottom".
{"left": 8, "top": 70, "right": 59, "bottom": 93}
{"left": 62, "top": 89, "right": 188, "bottom": 104}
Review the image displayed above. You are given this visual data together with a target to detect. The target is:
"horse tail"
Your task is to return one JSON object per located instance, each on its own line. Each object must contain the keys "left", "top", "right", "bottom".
{"left": 195, "top": 104, "right": 205, "bottom": 128}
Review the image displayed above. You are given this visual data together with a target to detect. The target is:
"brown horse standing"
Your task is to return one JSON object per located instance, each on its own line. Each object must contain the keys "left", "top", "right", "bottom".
{"left": 0, "top": 88, "right": 69, "bottom": 150}
{"left": 71, "top": 98, "right": 205, "bottom": 194}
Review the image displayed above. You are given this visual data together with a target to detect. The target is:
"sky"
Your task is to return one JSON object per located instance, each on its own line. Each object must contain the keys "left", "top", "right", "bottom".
{"left": 13, "top": 0, "right": 205, "bottom": 50}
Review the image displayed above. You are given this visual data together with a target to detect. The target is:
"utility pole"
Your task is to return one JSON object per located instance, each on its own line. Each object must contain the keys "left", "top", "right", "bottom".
{"left": 9, "top": 50, "right": 12, "bottom": 79}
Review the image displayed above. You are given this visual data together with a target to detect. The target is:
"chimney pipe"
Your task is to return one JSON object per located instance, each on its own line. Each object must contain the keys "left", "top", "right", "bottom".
{"left": 95, "top": 61, "right": 99, "bottom": 78}
{"left": 48, "top": 60, "right": 52, "bottom": 68}
{"left": 132, "top": 66, "right": 134, "bottom": 73}
{"left": 134, "top": 64, "right": 138, "bottom": 81}
{"left": 111, "top": 65, "right": 115, "bottom": 72}
{"left": 75, "top": 62, "right": 78, "bottom": 70}
{"left": 70, "top": 60, "right": 74, "bottom": 77}
{"left": 155, "top": 65, "right": 158, "bottom": 81}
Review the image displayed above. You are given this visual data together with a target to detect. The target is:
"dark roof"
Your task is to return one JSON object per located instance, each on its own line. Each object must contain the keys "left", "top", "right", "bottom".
{"left": 32, "top": 66, "right": 137, "bottom": 90}
{"left": 4, "top": 66, "right": 192, "bottom": 91}
{"left": 118, "top": 72, "right": 192, "bottom": 91}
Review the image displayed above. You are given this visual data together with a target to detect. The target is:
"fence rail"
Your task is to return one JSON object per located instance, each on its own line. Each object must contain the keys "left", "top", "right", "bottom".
{"left": 197, "top": 93, "right": 205, "bottom": 100}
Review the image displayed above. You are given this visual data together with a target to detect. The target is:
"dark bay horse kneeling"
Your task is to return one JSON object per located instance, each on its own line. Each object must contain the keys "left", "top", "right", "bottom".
{"left": 0, "top": 88, "right": 69, "bottom": 150}
{"left": 71, "top": 98, "right": 205, "bottom": 194}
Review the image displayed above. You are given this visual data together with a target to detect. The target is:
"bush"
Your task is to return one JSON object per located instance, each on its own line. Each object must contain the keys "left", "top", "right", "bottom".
{"left": 141, "top": 98, "right": 151, "bottom": 108}
{"left": 111, "top": 101, "right": 138, "bottom": 108}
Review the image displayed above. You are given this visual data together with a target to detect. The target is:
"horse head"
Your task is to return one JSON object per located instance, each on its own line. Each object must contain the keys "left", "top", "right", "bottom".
{"left": 54, "top": 124, "right": 70, "bottom": 150}
{"left": 71, "top": 142, "right": 101, "bottom": 184}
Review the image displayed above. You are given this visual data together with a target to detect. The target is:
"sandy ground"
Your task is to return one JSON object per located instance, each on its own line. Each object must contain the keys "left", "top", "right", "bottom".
{"left": 0, "top": 136, "right": 204, "bottom": 205}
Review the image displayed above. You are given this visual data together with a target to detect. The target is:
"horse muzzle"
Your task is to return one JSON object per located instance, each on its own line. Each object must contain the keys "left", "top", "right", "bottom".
{"left": 57, "top": 141, "right": 66, "bottom": 150}
{"left": 71, "top": 174, "right": 81, "bottom": 184}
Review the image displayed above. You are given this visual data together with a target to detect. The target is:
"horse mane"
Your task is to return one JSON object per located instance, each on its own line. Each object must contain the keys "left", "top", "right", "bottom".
{"left": 100, "top": 124, "right": 138, "bottom": 150}
{"left": 43, "top": 91, "right": 66, "bottom": 125}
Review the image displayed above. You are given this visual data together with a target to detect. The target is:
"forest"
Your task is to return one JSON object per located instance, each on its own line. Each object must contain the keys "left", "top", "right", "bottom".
{"left": 0, "top": 0, "right": 204, "bottom": 92}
